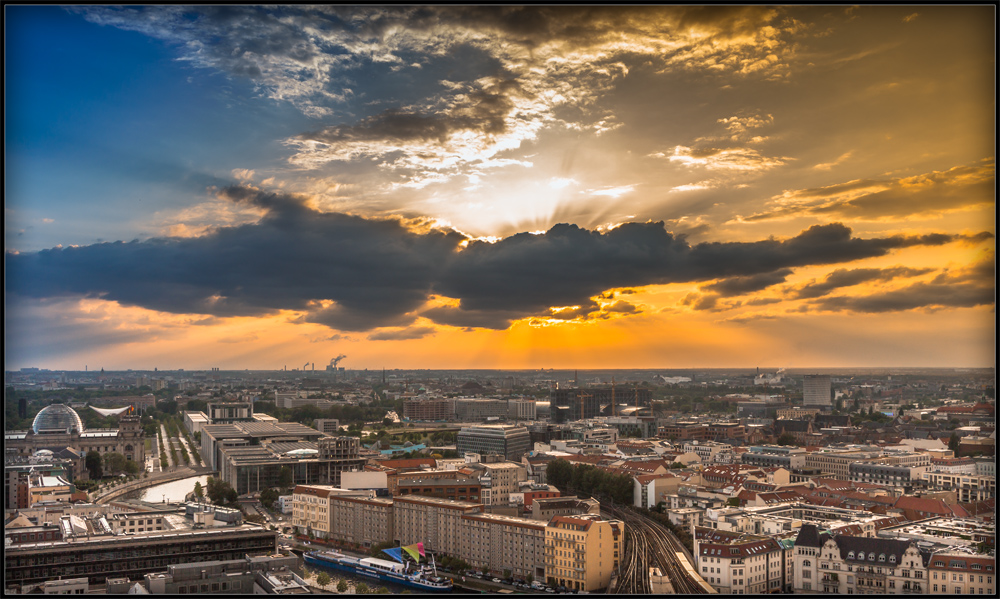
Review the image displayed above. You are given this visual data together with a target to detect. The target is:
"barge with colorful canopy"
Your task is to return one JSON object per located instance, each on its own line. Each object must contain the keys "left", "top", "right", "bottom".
{"left": 304, "top": 542, "right": 452, "bottom": 592}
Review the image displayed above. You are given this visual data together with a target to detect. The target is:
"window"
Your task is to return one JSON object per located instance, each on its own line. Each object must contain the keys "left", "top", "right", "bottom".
{"left": 879, "top": 554, "right": 886, "bottom": 562}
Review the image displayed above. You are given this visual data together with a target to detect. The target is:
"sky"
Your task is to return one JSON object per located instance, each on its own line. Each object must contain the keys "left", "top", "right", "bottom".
{"left": 4, "top": 5, "right": 996, "bottom": 371}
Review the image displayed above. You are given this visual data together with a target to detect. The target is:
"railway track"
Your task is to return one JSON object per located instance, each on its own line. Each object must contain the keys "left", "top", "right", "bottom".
{"left": 602, "top": 503, "right": 709, "bottom": 594}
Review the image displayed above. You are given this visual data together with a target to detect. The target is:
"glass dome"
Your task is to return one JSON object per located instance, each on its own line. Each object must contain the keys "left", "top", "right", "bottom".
{"left": 32, "top": 404, "right": 85, "bottom": 434}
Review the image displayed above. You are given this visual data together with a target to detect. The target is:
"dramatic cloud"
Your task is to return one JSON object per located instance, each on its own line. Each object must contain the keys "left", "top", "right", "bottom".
{"left": 808, "top": 253, "right": 995, "bottom": 313}
{"left": 76, "top": 5, "right": 805, "bottom": 188}
{"left": 7, "top": 189, "right": 989, "bottom": 332}
{"left": 702, "top": 269, "right": 794, "bottom": 297}
{"left": 792, "top": 266, "right": 935, "bottom": 300}
{"left": 740, "top": 160, "right": 996, "bottom": 222}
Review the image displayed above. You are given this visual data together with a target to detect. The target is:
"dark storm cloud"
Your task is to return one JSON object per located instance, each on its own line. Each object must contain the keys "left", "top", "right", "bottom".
{"left": 792, "top": 266, "right": 934, "bottom": 300}
{"left": 300, "top": 80, "right": 520, "bottom": 147}
{"left": 6, "top": 191, "right": 990, "bottom": 331}
{"left": 702, "top": 269, "right": 794, "bottom": 297}
{"left": 7, "top": 189, "right": 465, "bottom": 330}
{"left": 808, "top": 254, "right": 996, "bottom": 313}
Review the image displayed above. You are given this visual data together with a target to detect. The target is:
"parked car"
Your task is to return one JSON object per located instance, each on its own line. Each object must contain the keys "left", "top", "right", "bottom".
{"left": 492, "top": 578, "right": 502, "bottom": 583}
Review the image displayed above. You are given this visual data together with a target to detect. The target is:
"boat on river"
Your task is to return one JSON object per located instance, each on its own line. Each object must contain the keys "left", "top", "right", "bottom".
{"left": 304, "top": 549, "right": 453, "bottom": 592}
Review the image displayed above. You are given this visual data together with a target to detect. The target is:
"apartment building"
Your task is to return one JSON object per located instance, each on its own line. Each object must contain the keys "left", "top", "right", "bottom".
{"left": 921, "top": 471, "right": 997, "bottom": 502}
{"left": 393, "top": 495, "right": 483, "bottom": 557}
{"left": 804, "top": 451, "right": 883, "bottom": 479}
{"left": 742, "top": 446, "right": 807, "bottom": 470}
{"left": 928, "top": 553, "right": 995, "bottom": 595}
{"left": 929, "top": 457, "right": 978, "bottom": 474}
{"left": 396, "top": 477, "right": 483, "bottom": 502}
{"left": 880, "top": 452, "right": 931, "bottom": 468}
{"left": 477, "top": 461, "right": 528, "bottom": 505}
{"left": 684, "top": 440, "right": 734, "bottom": 464}
{"left": 633, "top": 473, "right": 680, "bottom": 509}
{"left": 389, "top": 468, "right": 462, "bottom": 493}
{"left": 659, "top": 421, "right": 709, "bottom": 441}
{"left": 292, "top": 485, "right": 335, "bottom": 539}
{"left": 402, "top": 398, "right": 456, "bottom": 421}
{"left": 461, "top": 512, "right": 547, "bottom": 580}
{"left": 544, "top": 515, "right": 622, "bottom": 592}
{"left": 329, "top": 493, "right": 394, "bottom": 549}
{"left": 793, "top": 523, "right": 932, "bottom": 594}
{"left": 693, "top": 527, "right": 784, "bottom": 594}
{"left": 849, "top": 463, "right": 927, "bottom": 490}
{"left": 531, "top": 497, "right": 601, "bottom": 522}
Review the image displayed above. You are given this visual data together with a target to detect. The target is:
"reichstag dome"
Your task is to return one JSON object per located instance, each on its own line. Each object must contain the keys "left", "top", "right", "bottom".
{"left": 31, "top": 404, "right": 85, "bottom": 434}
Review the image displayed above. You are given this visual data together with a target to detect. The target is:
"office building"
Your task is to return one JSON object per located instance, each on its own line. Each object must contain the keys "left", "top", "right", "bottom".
{"left": 803, "top": 375, "right": 832, "bottom": 408}
{"left": 457, "top": 425, "right": 531, "bottom": 461}
{"left": 550, "top": 387, "right": 651, "bottom": 423}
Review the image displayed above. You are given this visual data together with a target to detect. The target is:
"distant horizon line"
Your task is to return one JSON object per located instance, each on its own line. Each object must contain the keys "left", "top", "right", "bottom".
{"left": 7, "top": 366, "right": 996, "bottom": 374}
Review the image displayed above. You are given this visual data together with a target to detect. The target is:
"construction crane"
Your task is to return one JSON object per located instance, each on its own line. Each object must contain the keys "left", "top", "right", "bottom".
{"left": 328, "top": 355, "right": 347, "bottom": 371}
{"left": 578, "top": 390, "right": 592, "bottom": 421}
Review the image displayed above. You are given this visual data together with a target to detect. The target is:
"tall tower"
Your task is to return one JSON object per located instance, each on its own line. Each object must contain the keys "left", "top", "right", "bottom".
{"left": 118, "top": 411, "right": 145, "bottom": 463}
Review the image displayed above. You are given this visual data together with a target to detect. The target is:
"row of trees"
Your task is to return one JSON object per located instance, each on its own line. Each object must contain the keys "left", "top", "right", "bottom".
{"left": 544, "top": 459, "right": 633, "bottom": 505}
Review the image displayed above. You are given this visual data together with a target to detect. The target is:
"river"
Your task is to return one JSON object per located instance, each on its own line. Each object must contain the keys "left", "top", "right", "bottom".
{"left": 125, "top": 474, "right": 211, "bottom": 503}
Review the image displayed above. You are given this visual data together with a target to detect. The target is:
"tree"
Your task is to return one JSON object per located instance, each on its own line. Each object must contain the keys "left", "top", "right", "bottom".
{"left": 194, "top": 481, "right": 204, "bottom": 499}
{"left": 316, "top": 572, "right": 331, "bottom": 587}
{"left": 103, "top": 452, "right": 127, "bottom": 475}
{"left": 337, "top": 579, "right": 348, "bottom": 593}
{"left": 279, "top": 466, "right": 294, "bottom": 490}
{"left": 949, "top": 433, "right": 961, "bottom": 454}
{"left": 776, "top": 433, "right": 797, "bottom": 446}
{"left": 260, "top": 487, "right": 279, "bottom": 509}
{"left": 546, "top": 459, "right": 573, "bottom": 490}
{"left": 86, "top": 450, "right": 103, "bottom": 479}
{"left": 356, "top": 582, "right": 370, "bottom": 594}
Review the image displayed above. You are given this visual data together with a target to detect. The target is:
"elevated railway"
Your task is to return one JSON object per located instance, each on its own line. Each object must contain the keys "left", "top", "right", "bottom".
{"left": 602, "top": 503, "right": 715, "bottom": 594}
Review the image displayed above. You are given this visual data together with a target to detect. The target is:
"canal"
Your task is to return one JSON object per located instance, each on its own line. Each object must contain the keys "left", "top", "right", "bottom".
{"left": 123, "top": 474, "right": 211, "bottom": 503}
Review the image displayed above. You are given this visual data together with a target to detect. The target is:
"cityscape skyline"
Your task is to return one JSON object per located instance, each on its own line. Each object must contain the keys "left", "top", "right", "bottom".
{"left": 5, "top": 6, "right": 996, "bottom": 372}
